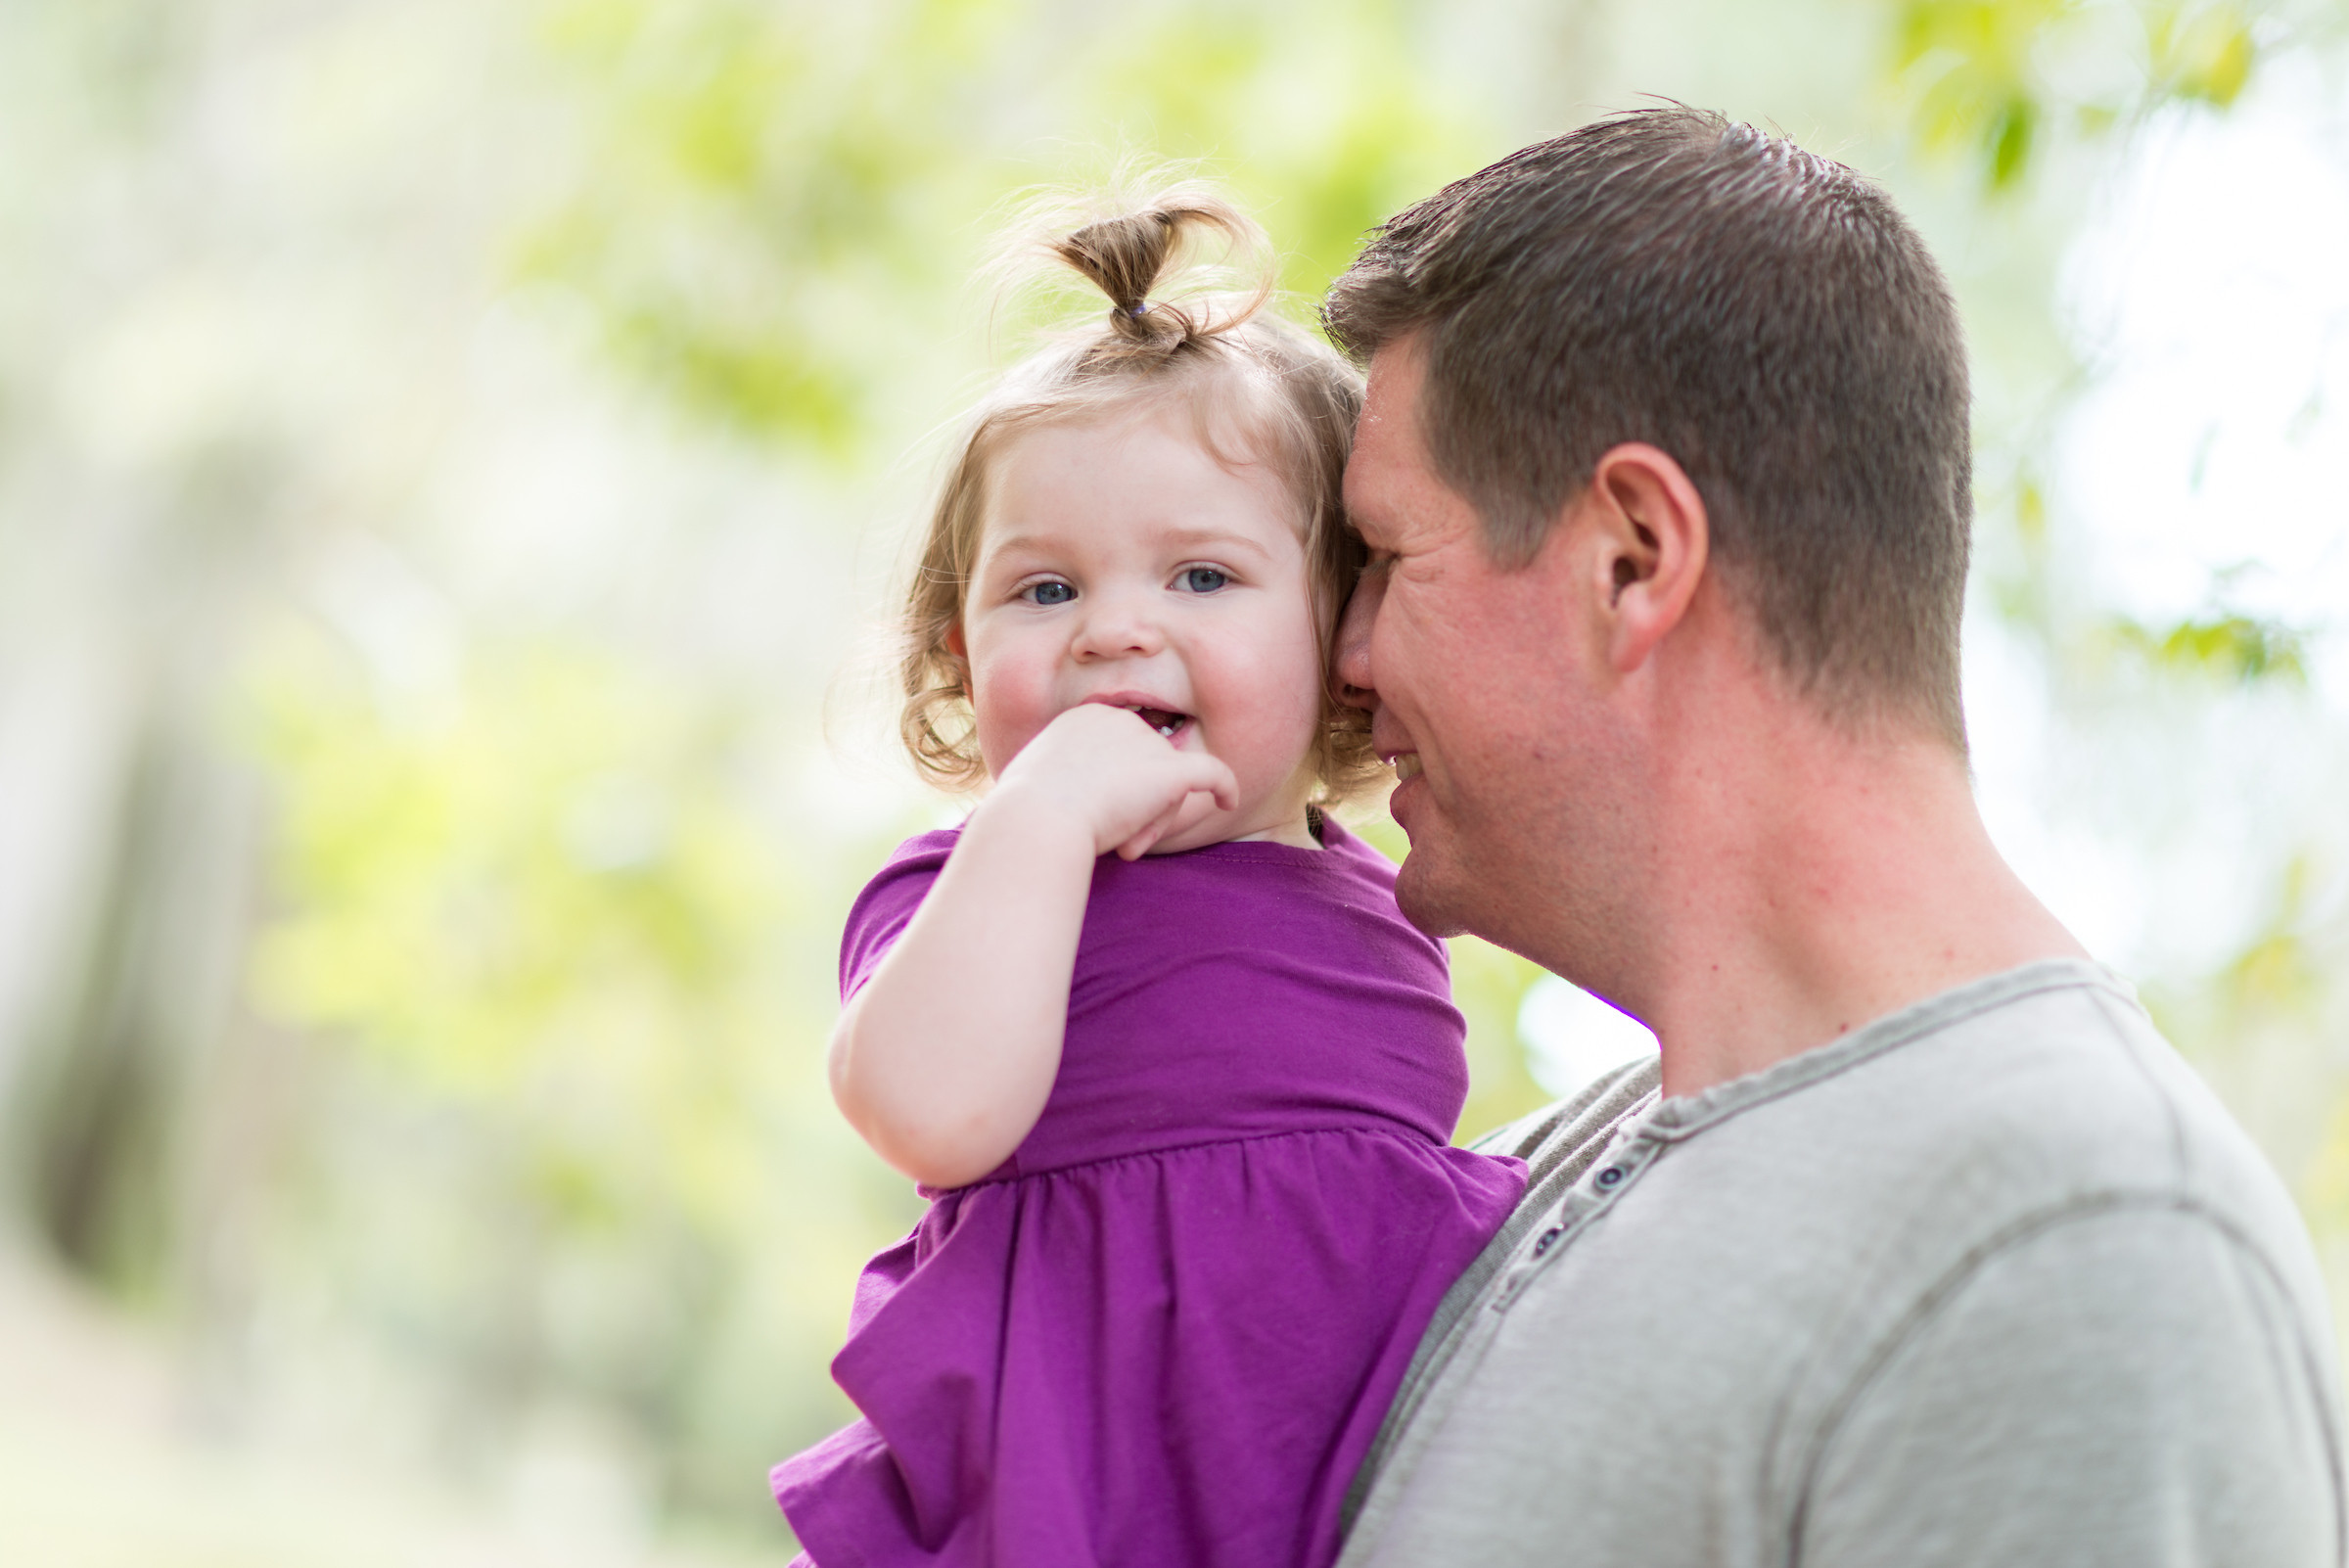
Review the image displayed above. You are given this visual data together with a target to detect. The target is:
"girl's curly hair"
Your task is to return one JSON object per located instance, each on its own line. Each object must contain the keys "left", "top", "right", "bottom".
{"left": 899, "top": 183, "right": 1382, "bottom": 806}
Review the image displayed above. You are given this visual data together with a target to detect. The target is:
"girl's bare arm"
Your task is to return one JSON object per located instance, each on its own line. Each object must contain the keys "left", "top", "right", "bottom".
{"left": 827, "top": 705, "right": 1237, "bottom": 1188}
{"left": 829, "top": 788, "right": 1092, "bottom": 1188}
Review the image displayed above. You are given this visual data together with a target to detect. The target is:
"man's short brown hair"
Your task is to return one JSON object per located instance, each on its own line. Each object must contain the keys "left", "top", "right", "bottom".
{"left": 1323, "top": 106, "right": 1972, "bottom": 749}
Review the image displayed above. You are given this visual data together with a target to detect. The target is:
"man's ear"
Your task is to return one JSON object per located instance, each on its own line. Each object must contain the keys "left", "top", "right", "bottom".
{"left": 1581, "top": 442, "right": 1709, "bottom": 674}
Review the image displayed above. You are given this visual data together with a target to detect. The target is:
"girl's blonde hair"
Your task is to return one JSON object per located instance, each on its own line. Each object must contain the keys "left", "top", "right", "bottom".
{"left": 900, "top": 185, "right": 1382, "bottom": 805}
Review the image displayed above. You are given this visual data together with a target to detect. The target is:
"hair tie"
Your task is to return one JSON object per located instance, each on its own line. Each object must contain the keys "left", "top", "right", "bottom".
{"left": 1127, "top": 301, "right": 1150, "bottom": 318}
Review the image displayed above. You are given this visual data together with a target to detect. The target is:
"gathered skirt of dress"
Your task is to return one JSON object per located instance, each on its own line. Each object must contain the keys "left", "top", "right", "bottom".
{"left": 771, "top": 1124, "right": 1524, "bottom": 1568}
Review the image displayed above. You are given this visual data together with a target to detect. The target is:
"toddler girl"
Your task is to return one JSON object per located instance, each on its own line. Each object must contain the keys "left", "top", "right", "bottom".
{"left": 772, "top": 189, "right": 1525, "bottom": 1568}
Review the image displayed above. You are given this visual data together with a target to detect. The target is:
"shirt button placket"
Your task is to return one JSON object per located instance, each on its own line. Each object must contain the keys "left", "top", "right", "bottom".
{"left": 1496, "top": 1148, "right": 1652, "bottom": 1311}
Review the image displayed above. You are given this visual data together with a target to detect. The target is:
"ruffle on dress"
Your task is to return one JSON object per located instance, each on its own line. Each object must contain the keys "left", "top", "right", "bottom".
{"left": 773, "top": 1126, "right": 1524, "bottom": 1568}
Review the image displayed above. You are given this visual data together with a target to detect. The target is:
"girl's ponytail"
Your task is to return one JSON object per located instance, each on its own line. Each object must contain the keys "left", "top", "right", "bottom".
{"left": 1045, "top": 192, "right": 1274, "bottom": 358}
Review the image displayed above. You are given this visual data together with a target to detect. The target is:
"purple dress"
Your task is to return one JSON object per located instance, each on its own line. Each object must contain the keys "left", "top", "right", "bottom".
{"left": 771, "top": 817, "right": 1525, "bottom": 1568}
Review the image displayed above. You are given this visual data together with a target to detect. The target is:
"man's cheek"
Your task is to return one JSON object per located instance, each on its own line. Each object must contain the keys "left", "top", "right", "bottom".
{"left": 1372, "top": 603, "right": 1421, "bottom": 691}
{"left": 1389, "top": 602, "right": 1458, "bottom": 702}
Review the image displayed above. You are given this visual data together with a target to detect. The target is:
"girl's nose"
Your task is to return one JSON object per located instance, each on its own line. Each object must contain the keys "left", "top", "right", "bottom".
{"left": 1069, "top": 590, "right": 1166, "bottom": 661}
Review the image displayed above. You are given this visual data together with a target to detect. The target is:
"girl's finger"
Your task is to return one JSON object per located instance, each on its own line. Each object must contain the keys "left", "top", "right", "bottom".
{"left": 1119, "top": 760, "right": 1237, "bottom": 858}
{"left": 1117, "top": 797, "right": 1190, "bottom": 860}
{"left": 1178, "top": 755, "right": 1240, "bottom": 812}
{"left": 1144, "top": 788, "right": 1226, "bottom": 856}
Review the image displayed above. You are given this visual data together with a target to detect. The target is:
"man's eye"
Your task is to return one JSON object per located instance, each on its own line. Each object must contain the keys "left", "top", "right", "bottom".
{"left": 1178, "top": 567, "right": 1228, "bottom": 593}
{"left": 1025, "top": 581, "right": 1075, "bottom": 606}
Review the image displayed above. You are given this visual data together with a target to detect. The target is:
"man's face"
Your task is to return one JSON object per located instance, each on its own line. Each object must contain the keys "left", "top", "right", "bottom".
{"left": 1338, "top": 339, "right": 1648, "bottom": 971}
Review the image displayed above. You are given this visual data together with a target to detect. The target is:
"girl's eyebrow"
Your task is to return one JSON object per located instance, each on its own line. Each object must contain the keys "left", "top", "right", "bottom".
{"left": 983, "top": 521, "right": 1279, "bottom": 562}
{"left": 1153, "top": 524, "right": 1276, "bottom": 559}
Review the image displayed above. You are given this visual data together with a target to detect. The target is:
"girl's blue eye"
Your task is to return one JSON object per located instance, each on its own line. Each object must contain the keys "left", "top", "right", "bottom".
{"left": 1028, "top": 581, "right": 1075, "bottom": 606}
{"left": 1179, "top": 567, "right": 1228, "bottom": 593}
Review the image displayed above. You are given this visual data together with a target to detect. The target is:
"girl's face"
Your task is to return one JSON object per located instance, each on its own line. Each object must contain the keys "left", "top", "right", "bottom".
{"left": 958, "top": 403, "right": 1325, "bottom": 852}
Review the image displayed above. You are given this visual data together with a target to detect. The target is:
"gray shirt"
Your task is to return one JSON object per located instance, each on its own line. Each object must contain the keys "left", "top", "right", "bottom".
{"left": 1340, "top": 960, "right": 2346, "bottom": 1567}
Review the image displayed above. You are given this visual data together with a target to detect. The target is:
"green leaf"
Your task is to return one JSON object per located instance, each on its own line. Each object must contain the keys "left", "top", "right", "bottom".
{"left": 2105, "top": 612, "right": 2309, "bottom": 683}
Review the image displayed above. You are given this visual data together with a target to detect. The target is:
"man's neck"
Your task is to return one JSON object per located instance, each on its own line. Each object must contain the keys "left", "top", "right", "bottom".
{"left": 1635, "top": 710, "right": 2087, "bottom": 1101}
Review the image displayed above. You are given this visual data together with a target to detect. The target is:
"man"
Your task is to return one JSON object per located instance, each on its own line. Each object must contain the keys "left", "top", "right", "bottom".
{"left": 1325, "top": 106, "right": 2345, "bottom": 1565}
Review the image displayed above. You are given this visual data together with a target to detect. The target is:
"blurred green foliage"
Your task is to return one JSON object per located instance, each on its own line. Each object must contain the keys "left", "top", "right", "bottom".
{"left": 1897, "top": 0, "right": 2260, "bottom": 190}
{"left": 517, "top": 0, "right": 1493, "bottom": 453}
{"left": 2105, "top": 611, "right": 2309, "bottom": 682}
{"left": 250, "top": 638, "right": 771, "bottom": 1182}
{"left": 236, "top": 630, "right": 914, "bottom": 1521}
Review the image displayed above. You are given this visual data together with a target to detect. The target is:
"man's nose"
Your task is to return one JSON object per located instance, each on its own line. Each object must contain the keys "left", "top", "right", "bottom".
{"left": 1071, "top": 588, "right": 1166, "bottom": 660}
{"left": 1334, "top": 567, "right": 1383, "bottom": 711}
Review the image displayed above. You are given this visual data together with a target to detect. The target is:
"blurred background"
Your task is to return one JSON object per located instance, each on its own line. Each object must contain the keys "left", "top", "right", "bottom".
{"left": 3, "top": 0, "right": 2346, "bottom": 1561}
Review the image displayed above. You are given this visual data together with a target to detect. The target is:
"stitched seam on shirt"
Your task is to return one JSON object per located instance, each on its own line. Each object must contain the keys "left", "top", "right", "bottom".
{"left": 1646, "top": 969, "right": 2133, "bottom": 1144}
{"left": 1470, "top": 1061, "right": 1661, "bottom": 1166}
{"left": 1782, "top": 1191, "right": 2345, "bottom": 1568}
{"left": 1340, "top": 1064, "right": 1661, "bottom": 1542}
{"left": 1344, "top": 1090, "right": 1653, "bottom": 1553}
{"left": 1333, "top": 1245, "right": 1531, "bottom": 1559}
{"left": 2086, "top": 985, "right": 2194, "bottom": 1185}
{"left": 1475, "top": 1083, "right": 1665, "bottom": 1313}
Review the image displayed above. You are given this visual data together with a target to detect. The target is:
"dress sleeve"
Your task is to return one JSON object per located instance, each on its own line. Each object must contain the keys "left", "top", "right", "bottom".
{"left": 838, "top": 831, "right": 956, "bottom": 1003}
{"left": 1801, "top": 1201, "right": 2345, "bottom": 1567}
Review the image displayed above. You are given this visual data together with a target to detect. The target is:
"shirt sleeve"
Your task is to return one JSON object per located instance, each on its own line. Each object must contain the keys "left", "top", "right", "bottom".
{"left": 838, "top": 832, "right": 955, "bottom": 1003}
{"left": 1802, "top": 1200, "right": 2345, "bottom": 1568}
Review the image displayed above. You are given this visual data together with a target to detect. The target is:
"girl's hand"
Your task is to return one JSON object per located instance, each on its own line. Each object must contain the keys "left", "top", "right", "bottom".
{"left": 986, "top": 702, "right": 1240, "bottom": 860}
{"left": 830, "top": 702, "right": 1239, "bottom": 1186}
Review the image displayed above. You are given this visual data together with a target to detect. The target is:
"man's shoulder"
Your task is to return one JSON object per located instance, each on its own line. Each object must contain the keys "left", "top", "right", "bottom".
{"left": 1470, "top": 963, "right": 2299, "bottom": 1244}
{"left": 1475, "top": 962, "right": 2275, "bottom": 1214}
{"left": 1750, "top": 960, "right": 2292, "bottom": 1230}
{"left": 1342, "top": 964, "right": 2343, "bottom": 1566}
{"left": 1615, "top": 959, "right": 2331, "bottom": 1357}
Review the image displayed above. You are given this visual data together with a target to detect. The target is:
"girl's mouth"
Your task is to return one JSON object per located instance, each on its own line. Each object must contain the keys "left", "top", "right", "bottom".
{"left": 1132, "top": 707, "right": 1190, "bottom": 739}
